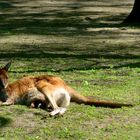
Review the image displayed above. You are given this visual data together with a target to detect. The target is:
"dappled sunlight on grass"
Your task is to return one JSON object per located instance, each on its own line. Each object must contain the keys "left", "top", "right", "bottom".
{"left": 0, "top": 0, "right": 140, "bottom": 139}
{"left": 0, "top": 0, "right": 134, "bottom": 36}
{"left": 0, "top": 0, "right": 139, "bottom": 72}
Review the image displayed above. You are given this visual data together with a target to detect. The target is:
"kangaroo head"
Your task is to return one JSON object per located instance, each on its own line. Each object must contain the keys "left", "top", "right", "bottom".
{"left": 0, "top": 61, "right": 12, "bottom": 89}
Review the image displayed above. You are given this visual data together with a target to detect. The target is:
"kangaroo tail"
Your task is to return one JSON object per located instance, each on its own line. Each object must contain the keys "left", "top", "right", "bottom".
{"left": 67, "top": 87, "right": 132, "bottom": 108}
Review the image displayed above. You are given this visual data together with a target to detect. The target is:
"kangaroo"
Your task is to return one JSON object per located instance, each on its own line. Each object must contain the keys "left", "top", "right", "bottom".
{"left": 0, "top": 61, "right": 132, "bottom": 116}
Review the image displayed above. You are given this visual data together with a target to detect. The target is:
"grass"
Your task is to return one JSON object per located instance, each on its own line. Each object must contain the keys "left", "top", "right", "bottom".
{"left": 0, "top": 0, "right": 140, "bottom": 139}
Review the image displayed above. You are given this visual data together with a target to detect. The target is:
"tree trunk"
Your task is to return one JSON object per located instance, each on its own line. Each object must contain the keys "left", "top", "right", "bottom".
{"left": 123, "top": 0, "right": 140, "bottom": 23}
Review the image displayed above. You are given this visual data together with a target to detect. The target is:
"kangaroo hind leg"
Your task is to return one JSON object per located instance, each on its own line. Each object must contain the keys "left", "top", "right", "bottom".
{"left": 41, "top": 87, "right": 70, "bottom": 116}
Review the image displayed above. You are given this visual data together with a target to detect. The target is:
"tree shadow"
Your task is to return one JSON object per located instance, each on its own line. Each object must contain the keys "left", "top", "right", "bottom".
{"left": 0, "top": 43, "right": 138, "bottom": 73}
{"left": 0, "top": 0, "right": 139, "bottom": 72}
{"left": 116, "top": 62, "right": 140, "bottom": 69}
{"left": 0, "top": 0, "right": 135, "bottom": 36}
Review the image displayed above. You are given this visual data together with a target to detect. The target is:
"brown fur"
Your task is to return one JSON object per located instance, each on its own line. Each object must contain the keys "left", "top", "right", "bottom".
{"left": 0, "top": 62, "right": 132, "bottom": 116}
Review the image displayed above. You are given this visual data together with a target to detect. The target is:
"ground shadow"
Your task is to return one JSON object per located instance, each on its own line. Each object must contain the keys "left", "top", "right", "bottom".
{"left": 0, "top": 41, "right": 140, "bottom": 72}
{"left": 0, "top": 0, "right": 139, "bottom": 72}
{"left": 0, "top": 116, "right": 12, "bottom": 128}
{"left": 0, "top": 0, "right": 135, "bottom": 36}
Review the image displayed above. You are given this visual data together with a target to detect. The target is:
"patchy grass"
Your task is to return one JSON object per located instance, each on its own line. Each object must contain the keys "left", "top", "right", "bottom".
{"left": 0, "top": 0, "right": 140, "bottom": 140}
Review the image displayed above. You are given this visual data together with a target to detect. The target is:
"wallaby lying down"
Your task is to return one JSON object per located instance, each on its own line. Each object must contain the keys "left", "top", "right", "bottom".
{"left": 0, "top": 61, "right": 132, "bottom": 116}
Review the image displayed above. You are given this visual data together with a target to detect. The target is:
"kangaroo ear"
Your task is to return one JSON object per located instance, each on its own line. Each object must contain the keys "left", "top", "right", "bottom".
{"left": 3, "top": 60, "right": 12, "bottom": 71}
